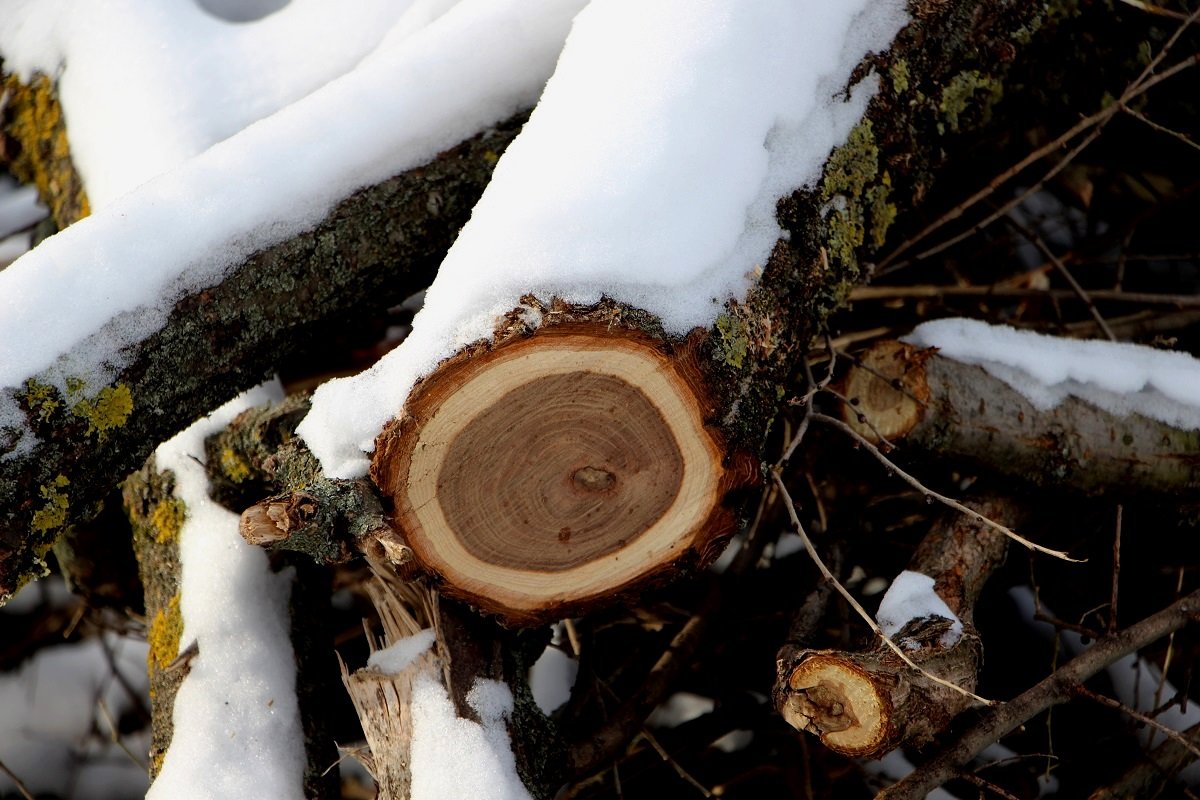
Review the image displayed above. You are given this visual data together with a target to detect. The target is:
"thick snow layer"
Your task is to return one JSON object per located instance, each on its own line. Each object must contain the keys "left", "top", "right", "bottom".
{"left": 301, "top": 0, "right": 909, "bottom": 478}
{"left": 147, "top": 382, "right": 307, "bottom": 800}
{"left": 906, "top": 319, "right": 1200, "bottom": 430}
{"left": 529, "top": 646, "right": 578, "bottom": 714}
{"left": 0, "top": 0, "right": 415, "bottom": 208}
{"left": 410, "top": 675, "right": 532, "bottom": 800}
{"left": 367, "top": 627, "right": 435, "bottom": 674}
{"left": 0, "top": 0, "right": 583, "bottom": 460}
{"left": 0, "top": 634, "right": 149, "bottom": 799}
{"left": 875, "top": 570, "right": 963, "bottom": 649}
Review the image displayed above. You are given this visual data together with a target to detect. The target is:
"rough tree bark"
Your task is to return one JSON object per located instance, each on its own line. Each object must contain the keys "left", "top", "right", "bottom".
{"left": 0, "top": 94, "right": 527, "bottom": 598}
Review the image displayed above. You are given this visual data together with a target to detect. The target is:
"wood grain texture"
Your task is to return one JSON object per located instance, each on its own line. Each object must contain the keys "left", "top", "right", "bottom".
{"left": 372, "top": 321, "right": 755, "bottom": 625}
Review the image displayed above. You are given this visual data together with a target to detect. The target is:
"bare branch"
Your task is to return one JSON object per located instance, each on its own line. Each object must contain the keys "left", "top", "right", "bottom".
{"left": 877, "top": 588, "right": 1200, "bottom": 799}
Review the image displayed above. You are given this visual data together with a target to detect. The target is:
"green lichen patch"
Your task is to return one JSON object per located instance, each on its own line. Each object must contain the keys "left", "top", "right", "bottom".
{"left": 219, "top": 447, "right": 253, "bottom": 484}
{"left": 866, "top": 174, "right": 898, "bottom": 250}
{"left": 71, "top": 384, "right": 133, "bottom": 439}
{"left": 938, "top": 70, "right": 1003, "bottom": 134}
{"left": 890, "top": 59, "right": 911, "bottom": 95}
{"left": 715, "top": 313, "right": 750, "bottom": 369}
{"left": 22, "top": 378, "right": 60, "bottom": 422}
{"left": 32, "top": 474, "right": 70, "bottom": 534}
{"left": 818, "top": 120, "right": 894, "bottom": 267}
{"left": 822, "top": 120, "right": 880, "bottom": 201}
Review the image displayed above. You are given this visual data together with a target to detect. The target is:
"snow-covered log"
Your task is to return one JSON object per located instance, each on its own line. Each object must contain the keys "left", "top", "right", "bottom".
{"left": 840, "top": 322, "right": 1200, "bottom": 495}
{"left": 773, "top": 497, "right": 1013, "bottom": 758}
{"left": 0, "top": 116, "right": 523, "bottom": 599}
{"left": 298, "top": 0, "right": 1071, "bottom": 625}
{"left": 1, "top": 0, "right": 1069, "bottom": 618}
{"left": 122, "top": 387, "right": 333, "bottom": 798}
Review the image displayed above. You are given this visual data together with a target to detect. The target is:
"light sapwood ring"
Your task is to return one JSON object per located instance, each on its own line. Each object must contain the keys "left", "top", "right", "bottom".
{"left": 371, "top": 322, "right": 748, "bottom": 626}
{"left": 782, "top": 654, "right": 890, "bottom": 757}
{"left": 839, "top": 340, "right": 933, "bottom": 444}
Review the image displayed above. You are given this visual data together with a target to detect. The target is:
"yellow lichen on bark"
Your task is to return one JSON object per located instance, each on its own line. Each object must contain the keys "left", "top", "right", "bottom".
{"left": 1, "top": 72, "right": 90, "bottom": 226}
{"left": 147, "top": 593, "right": 183, "bottom": 681}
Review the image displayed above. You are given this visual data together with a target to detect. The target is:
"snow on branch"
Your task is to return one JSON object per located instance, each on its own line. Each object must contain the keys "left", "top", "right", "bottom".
{"left": 0, "top": 0, "right": 582, "bottom": 458}
{"left": 906, "top": 318, "right": 1200, "bottom": 430}
{"left": 300, "top": 0, "right": 909, "bottom": 479}
{"left": 145, "top": 384, "right": 308, "bottom": 799}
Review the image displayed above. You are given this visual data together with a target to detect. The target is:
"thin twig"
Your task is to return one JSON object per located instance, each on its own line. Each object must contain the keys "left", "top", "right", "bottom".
{"left": 640, "top": 727, "right": 713, "bottom": 798}
{"left": 95, "top": 697, "right": 149, "bottom": 771}
{"left": 1003, "top": 213, "right": 1116, "bottom": 341}
{"left": 1074, "top": 685, "right": 1200, "bottom": 762}
{"left": 821, "top": 384, "right": 900, "bottom": 447}
{"left": 812, "top": 412, "right": 1079, "bottom": 561}
{"left": 0, "top": 758, "right": 36, "bottom": 800}
{"left": 771, "top": 469, "right": 992, "bottom": 706}
{"left": 1124, "top": 106, "right": 1200, "bottom": 153}
{"left": 876, "top": 586, "right": 1200, "bottom": 799}
{"left": 1110, "top": 506, "right": 1123, "bottom": 636}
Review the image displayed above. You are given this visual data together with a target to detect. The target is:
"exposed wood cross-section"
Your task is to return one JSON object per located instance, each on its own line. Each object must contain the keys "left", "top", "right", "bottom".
{"left": 371, "top": 319, "right": 755, "bottom": 625}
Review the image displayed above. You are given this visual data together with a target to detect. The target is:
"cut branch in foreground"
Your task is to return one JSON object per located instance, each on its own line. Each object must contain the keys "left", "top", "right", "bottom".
{"left": 774, "top": 497, "right": 1013, "bottom": 759}
{"left": 877, "top": 587, "right": 1200, "bottom": 799}
{"left": 370, "top": 318, "right": 756, "bottom": 625}
{"left": 839, "top": 340, "right": 1200, "bottom": 495}
{"left": 357, "top": 0, "right": 1073, "bottom": 623}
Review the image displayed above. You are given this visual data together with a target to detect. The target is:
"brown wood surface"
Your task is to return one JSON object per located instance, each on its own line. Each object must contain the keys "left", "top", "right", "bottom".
{"left": 371, "top": 320, "right": 758, "bottom": 625}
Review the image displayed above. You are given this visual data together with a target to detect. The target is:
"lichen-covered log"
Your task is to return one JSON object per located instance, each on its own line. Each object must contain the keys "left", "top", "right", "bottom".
{"left": 0, "top": 114, "right": 525, "bottom": 599}
{"left": 122, "top": 460, "right": 186, "bottom": 778}
{"left": 773, "top": 497, "right": 1013, "bottom": 758}
{"left": 839, "top": 340, "right": 1200, "bottom": 495}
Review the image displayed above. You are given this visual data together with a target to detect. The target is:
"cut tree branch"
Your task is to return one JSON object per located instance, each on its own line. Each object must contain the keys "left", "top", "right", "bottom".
{"left": 347, "top": 0, "right": 1072, "bottom": 624}
{"left": 774, "top": 496, "right": 1014, "bottom": 758}
{"left": 838, "top": 340, "right": 1200, "bottom": 496}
